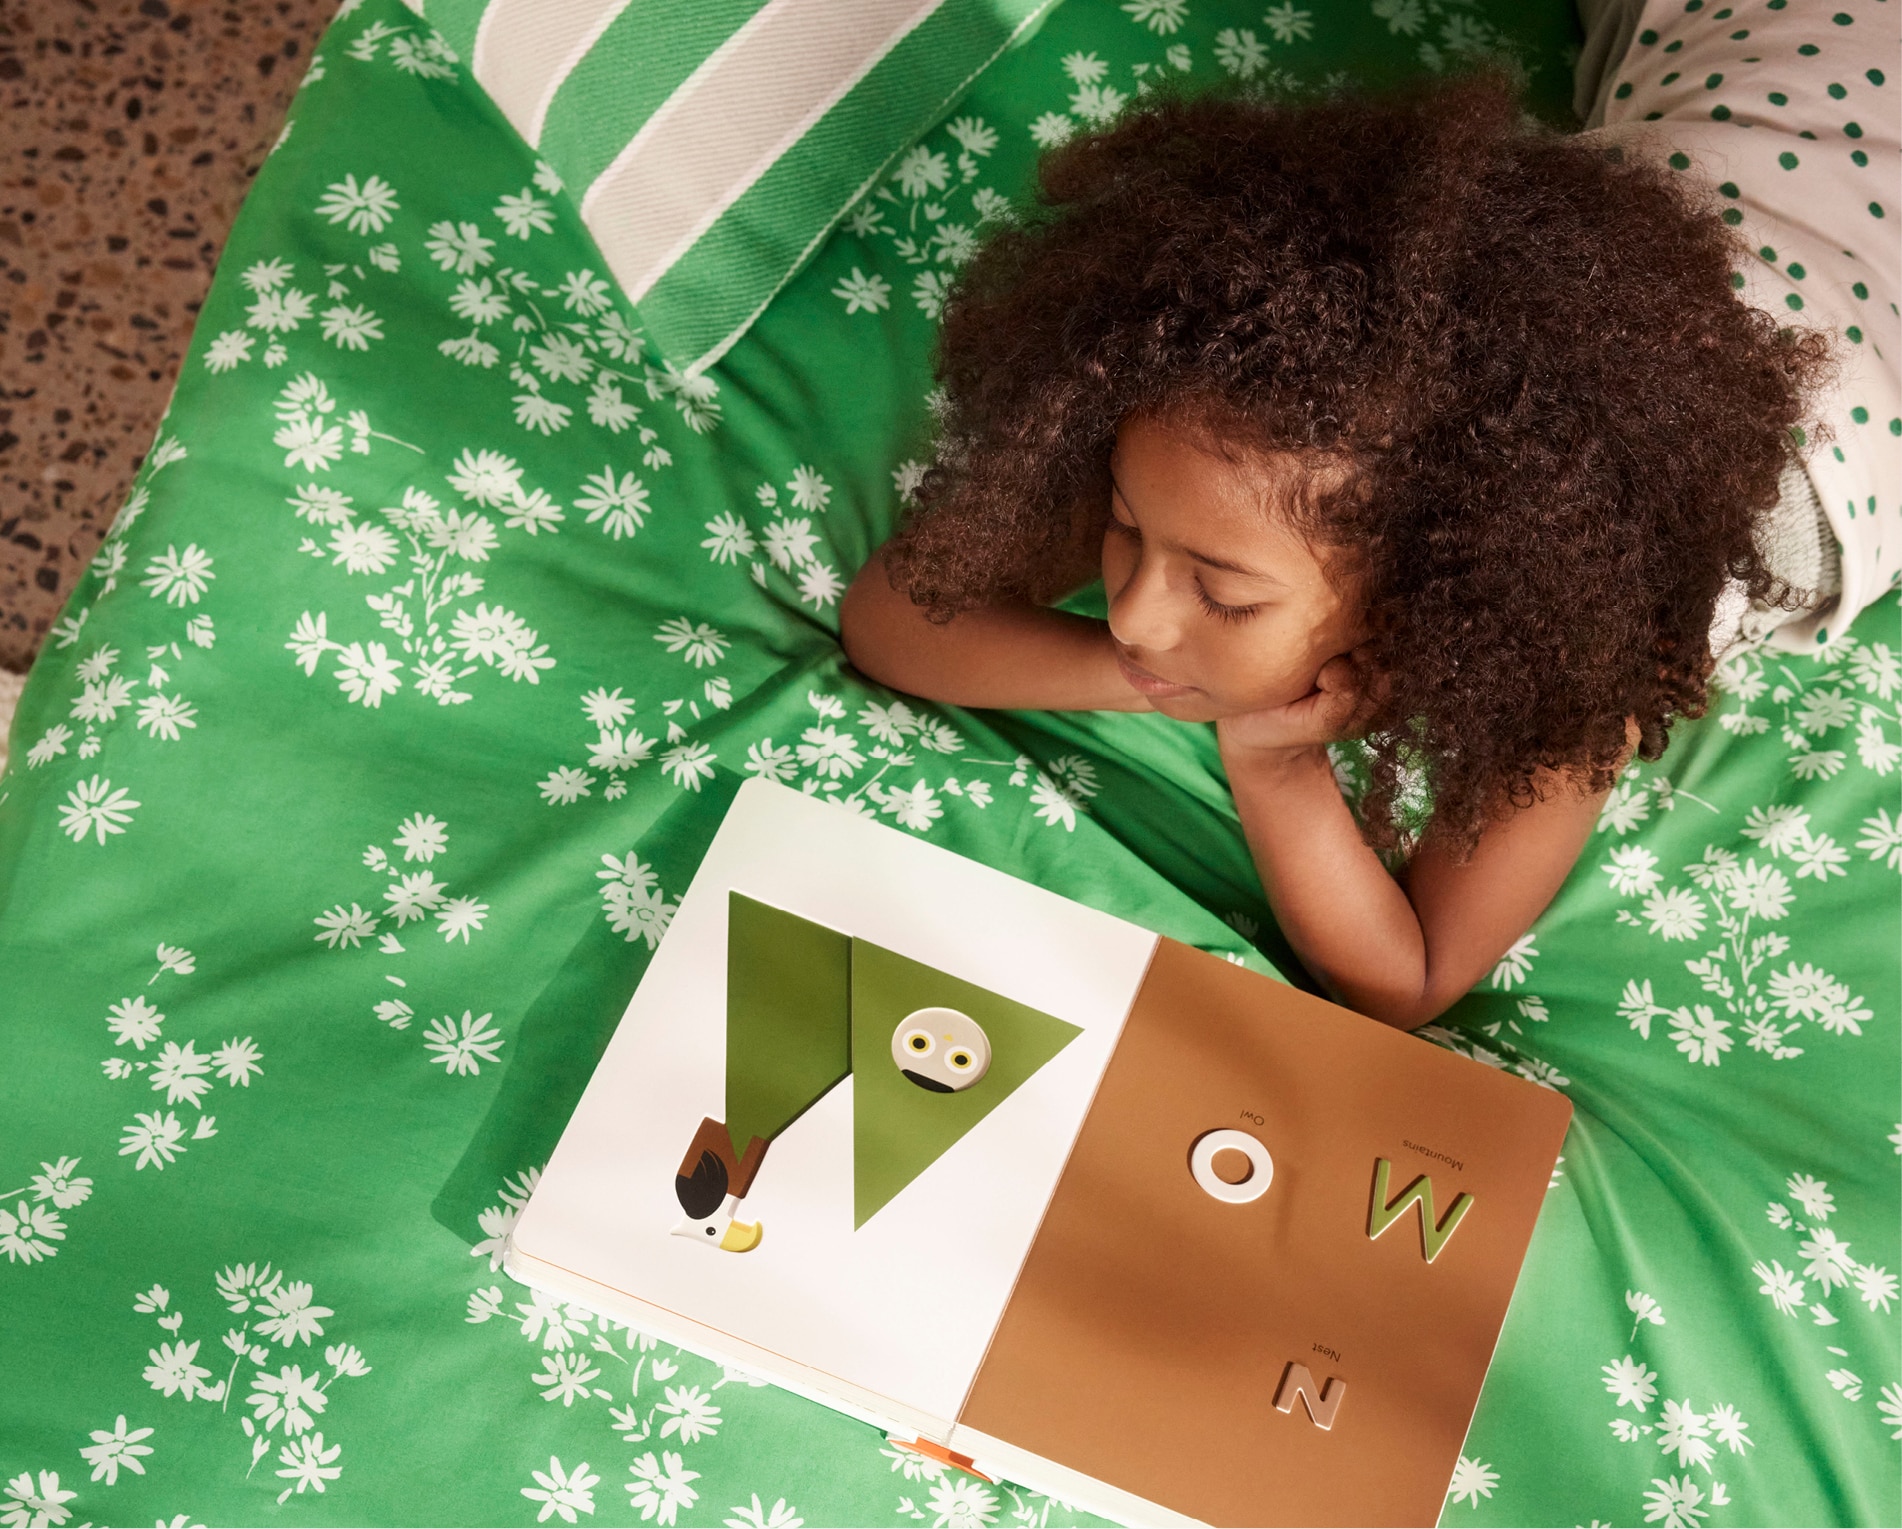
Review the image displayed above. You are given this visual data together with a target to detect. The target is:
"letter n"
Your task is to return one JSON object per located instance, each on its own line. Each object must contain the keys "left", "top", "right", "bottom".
{"left": 1273, "top": 1362, "right": 1346, "bottom": 1430}
{"left": 1367, "top": 1157, "right": 1474, "bottom": 1263}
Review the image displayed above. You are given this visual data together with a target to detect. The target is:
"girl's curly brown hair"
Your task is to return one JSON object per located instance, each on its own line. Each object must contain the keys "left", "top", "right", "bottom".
{"left": 883, "top": 68, "right": 1838, "bottom": 853}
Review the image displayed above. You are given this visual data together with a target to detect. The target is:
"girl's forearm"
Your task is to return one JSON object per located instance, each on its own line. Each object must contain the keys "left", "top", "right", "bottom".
{"left": 1224, "top": 742, "right": 1608, "bottom": 1029}
{"left": 840, "top": 550, "right": 1147, "bottom": 712}
{"left": 1223, "top": 745, "right": 1434, "bottom": 1027}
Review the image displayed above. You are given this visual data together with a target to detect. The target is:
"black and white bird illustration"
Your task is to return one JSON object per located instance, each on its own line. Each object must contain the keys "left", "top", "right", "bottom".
{"left": 670, "top": 1116, "right": 767, "bottom": 1253}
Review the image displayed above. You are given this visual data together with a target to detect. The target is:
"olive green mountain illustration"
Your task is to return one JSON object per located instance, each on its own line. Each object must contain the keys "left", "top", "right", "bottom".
{"left": 724, "top": 893, "right": 1081, "bottom": 1228}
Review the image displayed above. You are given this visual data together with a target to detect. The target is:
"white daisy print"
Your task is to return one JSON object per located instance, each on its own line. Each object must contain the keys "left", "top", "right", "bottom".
{"left": 796, "top": 726, "right": 863, "bottom": 780}
{"left": 762, "top": 517, "right": 819, "bottom": 571}
{"left": 436, "top": 895, "right": 489, "bottom": 944}
{"left": 626, "top": 1451, "right": 699, "bottom": 1526}
{"left": 248, "top": 287, "right": 316, "bottom": 334}
{"left": 1, "top": 1472, "right": 78, "bottom": 1528}
{"left": 1262, "top": 2, "right": 1315, "bottom": 43}
{"left": 275, "top": 412, "right": 345, "bottom": 472}
{"left": 602, "top": 879, "right": 675, "bottom": 948}
{"left": 945, "top": 115, "right": 997, "bottom": 155}
{"left": 395, "top": 813, "right": 449, "bottom": 861}
{"left": 315, "top": 172, "right": 399, "bottom": 234}
{"left": 448, "top": 275, "right": 509, "bottom": 323}
{"left": 1641, "top": 886, "right": 1705, "bottom": 940}
{"left": 320, "top": 303, "right": 384, "bottom": 350}
{"left": 1215, "top": 27, "right": 1269, "bottom": 77}
{"left": 148, "top": 1040, "right": 214, "bottom": 1108}
{"left": 529, "top": 333, "right": 593, "bottom": 384}
{"left": 447, "top": 448, "right": 523, "bottom": 506}
{"left": 1642, "top": 1473, "right": 1708, "bottom": 1528}
{"left": 880, "top": 781, "right": 943, "bottom": 832}
{"left": 241, "top": 256, "right": 294, "bottom": 292}
{"left": 120, "top": 1111, "right": 187, "bottom": 1171}
{"left": 1060, "top": 50, "right": 1107, "bottom": 84}
{"left": 1602, "top": 843, "right": 1662, "bottom": 896}
{"left": 832, "top": 267, "right": 892, "bottom": 314}
{"left": 142, "top": 544, "right": 215, "bottom": 605}
{"left": 106, "top": 995, "right": 165, "bottom": 1049}
{"left": 27, "top": 1158, "right": 92, "bottom": 1208}
{"left": 328, "top": 521, "right": 399, "bottom": 574}
{"left": 660, "top": 742, "right": 717, "bottom": 792}
{"left": 0, "top": 1201, "right": 66, "bottom": 1264}
{"left": 79, "top": 1416, "right": 155, "bottom": 1486}
{"left": 1602, "top": 1354, "right": 1658, "bottom": 1411}
{"left": 556, "top": 270, "right": 611, "bottom": 315}
{"left": 892, "top": 146, "right": 950, "bottom": 199}
{"left": 1445, "top": 1455, "right": 1499, "bottom": 1507}
{"left": 654, "top": 1386, "right": 721, "bottom": 1444}
{"left": 576, "top": 467, "right": 649, "bottom": 539}
{"left": 1488, "top": 933, "right": 1537, "bottom": 990}
{"left": 494, "top": 189, "right": 555, "bottom": 239}
{"left": 212, "top": 1037, "right": 265, "bottom": 1087}
{"left": 796, "top": 562, "right": 845, "bottom": 609}
{"left": 274, "top": 1432, "right": 343, "bottom": 1497}
{"left": 1029, "top": 111, "right": 1074, "bottom": 147}
{"left": 335, "top": 641, "right": 403, "bottom": 707}
{"left": 248, "top": 1364, "right": 329, "bottom": 1433}
{"left": 744, "top": 739, "right": 796, "bottom": 783}
{"left": 58, "top": 776, "right": 140, "bottom": 845}
{"left": 204, "top": 329, "right": 255, "bottom": 371}
{"left": 653, "top": 617, "right": 728, "bottom": 667}
{"left": 314, "top": 903, "right": 378, "bottom": 949}
{"left": 522, "top": 1457, "right": 600, "bottom": 1525}
{"left": 1786, "top": 1172, "right": 1834, "bottom": 1221}
{"left": 1122, "top": 0, "right": 1187, "bottom": 34}
{"left": 700, "top": 512, "right": 757, "bottom": 564}
{"left": 786, "top": 466, "right": 831, "bottom": 514}
{"left": 587, "top": 378, "right": 640, "bottom": 433}
{"left": 425, "top": 1011, "right": 504, "bottom": 1076}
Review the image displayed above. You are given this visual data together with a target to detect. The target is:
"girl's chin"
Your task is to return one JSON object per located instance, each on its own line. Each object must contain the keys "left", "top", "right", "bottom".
{"left": 1146, "top": 693, "right": 1225, "bottom": 724}
{"left": 1152, "top": 689, "right": 1315, "bottom": 725}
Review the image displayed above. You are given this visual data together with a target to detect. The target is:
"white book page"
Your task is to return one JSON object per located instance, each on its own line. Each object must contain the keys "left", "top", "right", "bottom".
{"left": 512, "top": 779, "right": 1157, "bottom": 1426}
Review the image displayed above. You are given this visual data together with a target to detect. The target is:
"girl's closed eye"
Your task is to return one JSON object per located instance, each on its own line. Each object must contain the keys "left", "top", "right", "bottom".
{"left": 1193, "top": 581, "right": 1261, "bottom": 624}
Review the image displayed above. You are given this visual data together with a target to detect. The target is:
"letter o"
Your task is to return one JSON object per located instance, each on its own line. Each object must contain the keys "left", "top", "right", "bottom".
{"left": 1190, "top": 1128, "right": 1273, "bottom": 1204}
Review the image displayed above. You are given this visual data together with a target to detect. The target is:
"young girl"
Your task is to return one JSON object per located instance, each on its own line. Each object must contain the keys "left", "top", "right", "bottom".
{"left": 840, "top": 47, "right": 1884, "bottom": 1031}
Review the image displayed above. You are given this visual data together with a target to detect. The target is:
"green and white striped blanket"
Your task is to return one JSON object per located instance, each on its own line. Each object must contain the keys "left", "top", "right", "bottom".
{"left": 427, "top": 0, "right": 1058, "bottom": 371}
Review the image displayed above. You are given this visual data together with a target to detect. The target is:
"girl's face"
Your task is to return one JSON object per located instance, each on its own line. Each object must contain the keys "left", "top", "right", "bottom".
{"left": 1101, "top": 414, "right": 1368, "bottom": 725}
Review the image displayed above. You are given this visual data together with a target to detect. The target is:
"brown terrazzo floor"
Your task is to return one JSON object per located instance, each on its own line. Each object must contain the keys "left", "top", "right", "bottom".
{"left": 0, "top": 0, "right": 335, "bottom": 675}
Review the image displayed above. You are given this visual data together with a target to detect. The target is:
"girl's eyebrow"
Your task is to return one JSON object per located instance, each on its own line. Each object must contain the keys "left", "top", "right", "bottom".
{"left": 1109, "top": 468, "right": 1287, "bottom": 587}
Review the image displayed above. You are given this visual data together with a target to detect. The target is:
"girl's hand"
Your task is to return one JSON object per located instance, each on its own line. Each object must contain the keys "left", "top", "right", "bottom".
{"left": 1216, "top": 651, "right": 1372, "bottom": 763}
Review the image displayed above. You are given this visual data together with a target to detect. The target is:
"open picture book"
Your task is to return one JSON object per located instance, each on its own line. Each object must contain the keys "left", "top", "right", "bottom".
{"left": 506, "top": 779, "right": 1572, "bottom": 1526}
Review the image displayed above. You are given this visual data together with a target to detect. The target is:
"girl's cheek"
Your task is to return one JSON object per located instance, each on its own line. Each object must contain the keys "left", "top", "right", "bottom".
{"left": 1100, "top": 529, "right": 1133, "bottom": 602}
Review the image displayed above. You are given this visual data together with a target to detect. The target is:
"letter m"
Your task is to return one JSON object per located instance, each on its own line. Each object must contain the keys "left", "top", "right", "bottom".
{"left": 1273, "top": 1362, "right": 1346, "bottom": 1430}
{"left": 1366, "top": 1157, "right": 1474, "bottom": 1263}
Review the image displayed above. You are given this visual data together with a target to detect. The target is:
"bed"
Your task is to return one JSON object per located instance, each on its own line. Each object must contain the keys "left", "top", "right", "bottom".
{"left": 0, "top": 0, "right": 1895, "bottom": 1524}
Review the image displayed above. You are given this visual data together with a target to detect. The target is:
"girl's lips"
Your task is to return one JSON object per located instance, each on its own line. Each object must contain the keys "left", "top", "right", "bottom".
{"left": 1115, "top": 647, "right": 1200, "bottom": 699}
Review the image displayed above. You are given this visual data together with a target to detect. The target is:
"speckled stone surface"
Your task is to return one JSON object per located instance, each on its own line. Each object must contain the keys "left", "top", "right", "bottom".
{"left": 0, "top": 0, "right": 334, "bottom": 675}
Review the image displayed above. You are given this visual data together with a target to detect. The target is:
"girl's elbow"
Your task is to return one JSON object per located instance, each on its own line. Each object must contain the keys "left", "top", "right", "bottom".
{"left": 838, "top": 574, "right": 904, "bottom": 690}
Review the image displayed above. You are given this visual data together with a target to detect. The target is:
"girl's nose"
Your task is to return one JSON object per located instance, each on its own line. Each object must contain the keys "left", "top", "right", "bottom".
{"left": 1107, "top": 554, "right": 1182, "bottom": 654}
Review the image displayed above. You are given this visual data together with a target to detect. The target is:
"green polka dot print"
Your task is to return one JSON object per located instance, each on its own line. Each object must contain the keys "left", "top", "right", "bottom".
{"left": 1592, "top": 0, "right": 1897, "bottom": 645}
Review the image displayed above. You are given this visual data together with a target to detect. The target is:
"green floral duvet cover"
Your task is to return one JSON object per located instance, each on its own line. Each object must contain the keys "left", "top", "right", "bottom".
{"left": 0, "top": 1, "right": 1895, "bottom": 1525}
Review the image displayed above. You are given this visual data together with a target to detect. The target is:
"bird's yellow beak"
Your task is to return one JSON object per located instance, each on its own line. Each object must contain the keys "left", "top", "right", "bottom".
{"left": 719, "top": 1218, "right": 763, "bottom": 1253}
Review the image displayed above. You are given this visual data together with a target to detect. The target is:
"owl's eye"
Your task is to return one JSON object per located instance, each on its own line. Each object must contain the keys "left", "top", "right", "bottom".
{"left": 947, "top": 1050, "right": 974, "bottom": 1071}
{"left": 904, "top": 1030, "right": 934, "bottom": 1056}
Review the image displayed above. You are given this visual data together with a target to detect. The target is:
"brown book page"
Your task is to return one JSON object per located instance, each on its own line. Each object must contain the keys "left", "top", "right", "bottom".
{"left": 959, "top": 939, "right": 1571, "bottom": 1527}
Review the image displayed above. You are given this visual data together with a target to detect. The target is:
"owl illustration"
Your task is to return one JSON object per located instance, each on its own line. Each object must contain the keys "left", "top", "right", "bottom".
{"left": 892, "top": 1007, "right": 992, "bottom": 1093}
